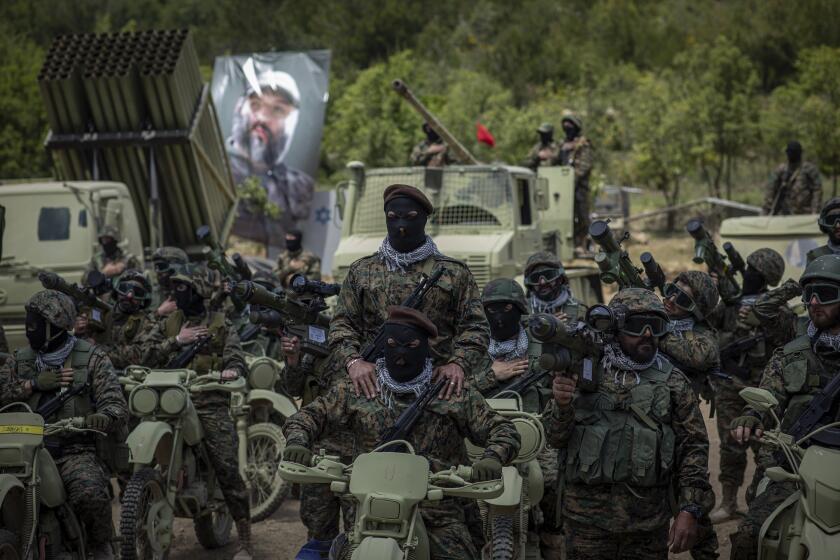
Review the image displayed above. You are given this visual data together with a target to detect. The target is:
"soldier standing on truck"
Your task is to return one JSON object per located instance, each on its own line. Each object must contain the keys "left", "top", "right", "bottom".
{"left": 88, "top": 224, "right": 140, "bottom": 279}
{"left": 557, "top": 115, "right": 594, "bottom": 251}
{"left": 329, "top": 183, "right": 490, "bottom": 401}
{"left": 0, "top": 289, "right": 127, "bottom": 560}
{"left": 763, "top": 140, "right": 822, "bottom": 216}
{"left": 542, "top": 288, "right": 713, "bottom": 559}
{"left": 410, "top": 122, "right": 454, "bottom": 167}
{"left": 807, "top": 197, "right": 840, "bottom": 264}
{"left": 274, "top": 228, "right": 321, "bottom": 287}
{"left": 708, "top": 249, "right": 797, "bottom": 523}
{"left": 524, "top": 251, "right": 586, "bottom": 322}
{"left": 525, "top": 123, "right": 562, "bottom": 169}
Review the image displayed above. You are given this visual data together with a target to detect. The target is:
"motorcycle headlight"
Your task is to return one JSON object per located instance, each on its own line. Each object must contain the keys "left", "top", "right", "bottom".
{"left": 159, "top": 388, "right": 187, "bottom": 415}
{"left": 248, "top": 358, "right": 279, "bottom": 391}
{"left": 131, "top": 387, "right": 159, "bottom": 416}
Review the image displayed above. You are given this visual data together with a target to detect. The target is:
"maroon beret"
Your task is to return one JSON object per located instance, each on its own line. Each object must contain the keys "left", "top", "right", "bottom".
{"left": 384, "top": 305, "right": 438, "bottom": 338}
{"left": 383, "top": 184, "right": 434, "bottom": 214}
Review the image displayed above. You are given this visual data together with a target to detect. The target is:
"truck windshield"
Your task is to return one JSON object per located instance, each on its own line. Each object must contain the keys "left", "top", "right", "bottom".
{"left": 2, "top": 192, "right": 91, "bottom": 267}
{"left": 351, "top": 167, "right": 513, "bottom": 234}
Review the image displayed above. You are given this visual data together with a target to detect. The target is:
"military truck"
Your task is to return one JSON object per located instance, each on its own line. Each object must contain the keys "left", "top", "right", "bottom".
{"left": 0, "top": 30, "right": 236, "bottom": 349}
{"left": 331, "top": 80, "right": 601, "bottom": 303}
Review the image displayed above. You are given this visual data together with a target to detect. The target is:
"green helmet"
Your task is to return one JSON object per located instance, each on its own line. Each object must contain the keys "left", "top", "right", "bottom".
{"left": 26, "top": 289, "right": 77, "bottom": 331}
{"left": 152, "top": 246, "right": 189, "bottom": 265}
{"left": 170, "top": 264, "right": 210, "bottom": 298}
{"left": 561, "top": 114, "right": 583, "bottom": 130}
{"left": 818, "top": 197, "right": 840, "bottom": 233}
{"left": 98, "top": 224, "right": 120, "bottom": 241}
{"left": 746, "top": 248, "right": 785, "bottom": 287}
{"left": 609, "top": 288, "right": 667, "bottom": 318}
{"left": 800, "top": 254, "right": 840, "bottom": 285}
{"left": 537, "top": 122, "right": 554, "bottom": 135}
{"left": 524, "top": 251, "right": 565, "bottom": 279}
{"left": 482, "top": 278, "right": 528, "bottom": 314}
{"left": 675, "top": 270, "right": 719, "bottom": 320}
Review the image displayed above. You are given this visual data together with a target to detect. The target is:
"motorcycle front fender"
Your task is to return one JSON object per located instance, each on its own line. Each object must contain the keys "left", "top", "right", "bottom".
{"left": 485, "top": 466, "right": 523, "bottom": 508}
{"left": 758, "top": 490, "right": 800, "bottom": 560}
{"left": 247, "top": 389, "right": 298, "bottom": 419}
{"left": 127, "top": 421, "right": 174, "bottom": 466}
{"left": 351, "top": 538, "right": 403, "bottom": 560}
{"left": 0, "top": 474, "right": 24, "bottom": 517}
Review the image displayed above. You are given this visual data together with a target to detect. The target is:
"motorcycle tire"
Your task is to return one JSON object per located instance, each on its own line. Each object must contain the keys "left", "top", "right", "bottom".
{"left": 247, "top": 422, "right": 290, "bottom": 522}
{"left": 490, "top": 514, "right": 515, "bottom": 560}
{"left": 193, "top": 499, "right": 233, "bottom": 549}
{"left": 120, "top": 467, "right": 169, "bottom": 560}
{"left": 0, "top": 528, "right": 19, "bottom": 560}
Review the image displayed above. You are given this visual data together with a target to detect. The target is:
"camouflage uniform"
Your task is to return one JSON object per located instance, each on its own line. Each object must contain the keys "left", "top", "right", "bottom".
{"left": 274, "top": 248, "right": 322, "bottom": 287}
{"left": 0, "top": 290, "right": 127, "bottom": 549}
{"left": 283, "top": 378, "right": 521, "bottom": 558}
{"left": 559, "top": 115, "right": 594, "bottom": 248}
{"left": 98, "top": 309, "right": 157, "bottom": 369}
{"left": 710, "top": 251, "right": 797, "bottom": 520}
{"left": 88, "top": 224, "right": 140, "bottom": 279}
{"left": 150, "top": 246, "right": 189, "bottom": 307}
{"left": 138, "top": 274, "right": 250, "bottom": 522}
{"left": 410, "top": 140, "right": 454, "bottom": 167}
{"left": 542, "top": 288, "right": 713, "bottom": 560}
{"left": 763, "top": 160, "right": 822, "bottom": 215}
{"left": 329, "top": 253, "right": 489, "bottom": 381}
{"left": 524, "top": 252, "right": 587, "bottom": 321}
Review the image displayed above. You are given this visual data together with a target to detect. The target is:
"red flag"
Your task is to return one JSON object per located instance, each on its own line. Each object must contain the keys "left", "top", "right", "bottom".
{"left": 476, "top": 122, "right": 495, "bottom": 147}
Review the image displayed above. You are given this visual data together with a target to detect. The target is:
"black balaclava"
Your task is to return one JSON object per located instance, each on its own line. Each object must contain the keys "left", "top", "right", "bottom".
{"left": 423, "top": 122, "right": 441, "bottom": 144}
{"left": 25, "top": 309, "right": 68, "bottom": 352}
{"left": 538, "top": 131, "right": 554, "bottom": 146}
{"left": 100, "top": 236, "right": 118, "bottom": 257}
{"left": 173, "top": 282, "right": 205, "bottom": 317}
{"left": 562, "top": 120, "right": 579, "bottom": 142}
{"left": 385, "top": 197, "right": 428, "bottom": 253}
{"left": 383, "top": 322, "right": 430, "bottom": 383}
{"left": 741, "top": 266, "right": 767, "bottom": 297}
{"left": 285, "top": 229, "right": 303, "bottom": 253}
{"left": 485, "top": 302, "right": 523, "bottom": 341}
{"left": 786, "top": 141, "right": 802, "bottom": 166}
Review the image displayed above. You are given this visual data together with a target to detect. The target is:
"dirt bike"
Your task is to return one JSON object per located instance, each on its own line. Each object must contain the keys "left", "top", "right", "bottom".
{"left": 466, "top": 394, "right": 547, "bottom": 560}
{"left": 0, "top": 405, "right": 108, "bottom": 560}
{"left": 279, "top": 441, "right": 505, "bottom": 560}
{"left": 739, "top": 387, "right": 840, "bottom": 560}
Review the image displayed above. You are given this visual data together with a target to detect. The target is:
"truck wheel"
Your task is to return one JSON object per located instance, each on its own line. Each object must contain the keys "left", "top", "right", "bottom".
{"left": 120, "top": 468, "right": 169, "bottom": 560}
{"left": 246, "top": 422, "right": 290, "bottom": 522}
{"left": 490, "top": 514, "right": 515, "bottom": 560}
{"left": 0, "top": 529, "right": 19, "bottom": 560}
{"left": 193, "top": 503, "right": 232, "bottom": 549}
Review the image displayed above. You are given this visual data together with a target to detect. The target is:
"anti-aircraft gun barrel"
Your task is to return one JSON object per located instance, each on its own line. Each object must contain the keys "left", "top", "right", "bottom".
{"left": 392, "top": 79, "right": 479, "bottom": 165}
{"left": 723, "top": 242, "right": 746, "bottom": 274}
{"left": 590, "top": 220, "right": 646, "bottom": 289}
{"left": 640, "top": 252, "right": 666, "bottom": 294}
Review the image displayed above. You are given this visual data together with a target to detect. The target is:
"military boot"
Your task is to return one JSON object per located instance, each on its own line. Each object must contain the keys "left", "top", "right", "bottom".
{"left": 233, "top": 519, "right": 253, "bottom": 560}
{"left": 92, "top": 543, "right": 115, "bottom": 560}
{"left": 540, "top": 532, "right": 564, "bottom": 560}
{"left": 709, "top": 483, "right": 740, "bottom": 524}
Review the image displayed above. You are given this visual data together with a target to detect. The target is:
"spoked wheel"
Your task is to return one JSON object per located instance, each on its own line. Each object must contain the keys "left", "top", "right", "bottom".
{"left": 120, "top": 468, "right": 169, "bottom": 560}
{"left": 246, "top": 422, "right": 290, "bottom": 522}
{"left": 193, "top": 498, "right": 233, "bottom": 549}
{"left": 0, "top": 529, "right": 19, "bottom": 560}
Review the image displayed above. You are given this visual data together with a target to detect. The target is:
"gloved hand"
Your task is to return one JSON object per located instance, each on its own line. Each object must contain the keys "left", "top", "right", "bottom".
{"left": 85, "top": 413, "right": 110, "bottom": 431}
{"left": 283, "top": 444, "right": 313, "bottom": 466}
{"left": 472, "top": 456, "right": 502, "bottom": 482}
{"left": 33, "top": 370, "right": 61, "bottom": 391}
{"left": 730, "top": 415, "right": 764, "bottom": 445}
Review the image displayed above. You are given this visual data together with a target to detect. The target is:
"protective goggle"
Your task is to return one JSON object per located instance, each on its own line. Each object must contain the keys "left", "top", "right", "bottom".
{"left": 619, "top": 313, "right": 669, "bottom": 337}
{"left": 818, "top": 213, "right": 840, "bottom": 229}
{"left": 525, "top": 268, "right": 566, "bottom": 286}
{"left": 663, "top": 282, "right": 697, "bottom": 312}
{"left": 114, "top": 280, "right": 148, "bottom": 301}
{"left": 803, "top": 283, "right": 840, "bottom": 305}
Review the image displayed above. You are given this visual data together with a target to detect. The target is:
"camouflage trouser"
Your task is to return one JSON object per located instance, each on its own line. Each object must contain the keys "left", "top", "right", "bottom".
{"left": 422, "top": 502, "right": 479, "bottom": 560}
{"left": 300, "top": 479, "right": 355, "bottom": 540}
{"left": 715, "top": 379, "right": 760, "bottom": 488}
{"left": 690, "top": 514, "right": 720, "bottom": 560}
{"left": 196, "top": 399, "right": 249, "bottom": 521}
{"left": 564, "top": 519, "right": 669, "bottom": 559}
{"left": 729, "top": 481, "right": 797, "bottom": 560}
{"left": 573, "top": 180, "right": 590, "bottom": 247}
{"left": 538, "top": 445, "right": 561, "bottom": 533}
{"left": 57, "top": 451, "right": 112, "bottom": 547}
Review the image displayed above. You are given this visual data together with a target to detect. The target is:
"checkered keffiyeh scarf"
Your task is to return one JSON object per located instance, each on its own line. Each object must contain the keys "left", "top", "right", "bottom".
{"left": 601, "top": 342, "right": 663, "bottom": 386}
{"left": 807, "top": 321, "right": 840, "bottom": 353}
{"left": 489, "top": 328, "right": 529, "bottom": 361}
{"left": 669, "top": 317, "right": 695, "bottom": 338}
{"left": 35, "top": 335, "right": 77, "bottom": 372}
{"left": 378, "top": 236, "right": 442, "bottom": 272}
{"left": 375, "top": 357, "right": 434, "bottom": 409}
{"left": 529, "top": 288, "right": 571, "bottom": 314}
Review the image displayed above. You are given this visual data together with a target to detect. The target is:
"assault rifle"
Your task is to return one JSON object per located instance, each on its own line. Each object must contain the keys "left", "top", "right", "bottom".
{"left": 36, "top": 376, "right": 90, "bottom": 420}
{"left": 492, "top": 368, "right": 550, "bottom": 399}
{"left": 196, "top": 225, "right": 248, "bottom": 312}
{"left": 779, "top": 371, "right": 840, "bottom": 458}
{"left": 377, "top": 377, "right": 448, "bottom": 451}
{"left": 361, "top": 267, "right": 446, "bottom": 362}
{"left": 166, "top": 336, "right": 211, "bottom": 369}
{"left": 38, "top": 271, "right": 112, "bottom": 330}
{"left": 719, "top": 334, "right": 765, "bottom": 380}
{"left": 686, "top": 219, "right": 741, "bottom": 304}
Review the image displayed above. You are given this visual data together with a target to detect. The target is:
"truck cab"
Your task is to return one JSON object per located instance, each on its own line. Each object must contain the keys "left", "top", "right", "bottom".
{"left": 0, "top": 181, "right": 143, "bottom": 349}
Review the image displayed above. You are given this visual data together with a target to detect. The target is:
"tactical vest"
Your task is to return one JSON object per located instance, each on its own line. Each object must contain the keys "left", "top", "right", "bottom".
{"left": 565, "top": 359, "right": 676, "bottom": 488}
{"left": 778, "top": 335, "right": 832, "bottom": 432}
{"left": 164, "top": 310, "right": 227, "bottom": 373}
{"left": 15, "top": 340, "right": 95, "bottom": 424}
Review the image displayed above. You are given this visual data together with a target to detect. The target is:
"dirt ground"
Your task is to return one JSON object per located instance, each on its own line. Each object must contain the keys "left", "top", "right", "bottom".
{"left": 111, "top": 404, "right": 751, "bottom": 560}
